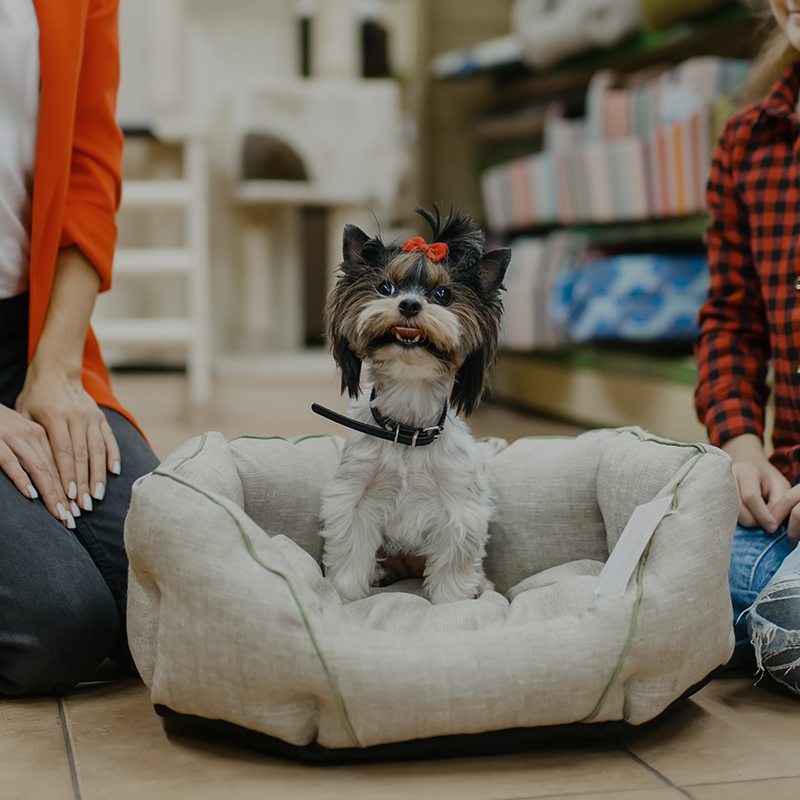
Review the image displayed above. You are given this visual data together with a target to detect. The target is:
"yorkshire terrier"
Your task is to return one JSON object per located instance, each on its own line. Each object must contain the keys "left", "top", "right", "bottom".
{"left": 313, "top": 207, "right": 510, "bottom": 604}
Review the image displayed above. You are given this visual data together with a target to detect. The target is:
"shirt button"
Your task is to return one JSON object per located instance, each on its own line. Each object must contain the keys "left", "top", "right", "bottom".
{"left": 795, "top": 276, "right": 800, "bottom": 291}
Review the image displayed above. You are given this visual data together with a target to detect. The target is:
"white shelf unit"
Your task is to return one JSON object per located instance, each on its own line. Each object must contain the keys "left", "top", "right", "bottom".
{"left": 92, "top": 136, "right": 212, "bottom": 405}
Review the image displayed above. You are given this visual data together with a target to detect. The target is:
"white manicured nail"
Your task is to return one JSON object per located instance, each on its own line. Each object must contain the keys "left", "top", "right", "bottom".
{"left": 82, "top": 493, "right": 93, "bottom": 512}
{"left": 93, "top": 482, "right": 106, "bottom": 501}
{"left": 57, "top": 502, "right": 68, "bottom": 521}
{"left": 27, "top": 484, "right": 38, "bottom": 499}
{"left": 111, "top": 461, "right": 121, "bottom": 475}
{"left": 65, "top": 512, "right": 76, "bottom": 530}
{"left": 70, "top": 500, "right": 81, "bottom": 517}
{"left": 68, "top": 481, "right": 77, "bottom": 500}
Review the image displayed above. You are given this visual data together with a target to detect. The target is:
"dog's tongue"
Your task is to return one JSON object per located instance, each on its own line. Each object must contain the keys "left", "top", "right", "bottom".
{"left": 391, "top": 326, "right": 424, "bottom": 339}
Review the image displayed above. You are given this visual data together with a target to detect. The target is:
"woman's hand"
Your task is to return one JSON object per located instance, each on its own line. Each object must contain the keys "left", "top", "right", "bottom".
{"left": 722, "top": 433, "right": 793, "bottom": 534}
{"left": 768, "top": 486, "right": 800, "bottom": 545}
{"left": 12, "top": 245, "right": 122, "bottom": 520}
{"left": 0, "top": 402, "right": 75, "bottom": 526}
{"left": 15, "top": 366, "right": 120, "bottom": 514}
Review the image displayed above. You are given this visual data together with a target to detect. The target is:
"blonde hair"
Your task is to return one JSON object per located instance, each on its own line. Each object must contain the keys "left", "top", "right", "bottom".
{"left": 744, "top": 14, "right": 799, "bottom": 103}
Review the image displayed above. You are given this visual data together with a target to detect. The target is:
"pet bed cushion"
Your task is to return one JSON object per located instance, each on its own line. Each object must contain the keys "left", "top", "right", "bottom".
{"left": 125, "top": 427, "right": 737, "bottom": 752}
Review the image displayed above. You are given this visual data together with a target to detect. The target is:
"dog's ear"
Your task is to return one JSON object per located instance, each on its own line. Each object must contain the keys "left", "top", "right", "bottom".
{"left": 480, "top": 248, "right": 511, "bottom": 293}
{"left": 342, "top": 224, "right": 371, "bottom": 274}
{"left": 334, "top": 336, "right": 363, "bottom": 398}
{"left": 450, "top": 350, "right": 486, "bottom": 417}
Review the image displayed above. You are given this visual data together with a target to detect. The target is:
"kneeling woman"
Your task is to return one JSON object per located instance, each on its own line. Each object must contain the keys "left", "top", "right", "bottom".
{"left": 0, "top": 0, "right": 159, "bottom": 695}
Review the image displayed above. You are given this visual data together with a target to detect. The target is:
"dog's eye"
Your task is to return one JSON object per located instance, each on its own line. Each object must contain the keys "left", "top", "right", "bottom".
{"left": 378, "top": 281, "right": 396, "bottom": 297}
{"left": 430, "top": 286, "right": 452, "bottom": 306}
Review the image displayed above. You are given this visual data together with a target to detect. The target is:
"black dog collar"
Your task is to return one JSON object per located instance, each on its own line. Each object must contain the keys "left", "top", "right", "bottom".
{"left": 311, "top": 391, "right": 448, "bottom": 448}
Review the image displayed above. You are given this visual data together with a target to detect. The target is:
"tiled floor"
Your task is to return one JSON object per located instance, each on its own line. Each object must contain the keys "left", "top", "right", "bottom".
{"left": 3, "top": 360, "right": 799, "bottom": 800}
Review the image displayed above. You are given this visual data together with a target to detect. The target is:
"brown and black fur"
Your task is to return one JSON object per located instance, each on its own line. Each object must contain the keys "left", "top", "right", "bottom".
{"left": 326, "top": 206, "right": 511, "bottom": 416}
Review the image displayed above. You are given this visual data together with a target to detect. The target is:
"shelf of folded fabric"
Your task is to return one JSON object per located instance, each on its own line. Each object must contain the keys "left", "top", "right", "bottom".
{"left": 491, "top": 347, "right": 707, "bottom": 443}
{"left": 462, "top": 7, "right": 761, "bottom": 186}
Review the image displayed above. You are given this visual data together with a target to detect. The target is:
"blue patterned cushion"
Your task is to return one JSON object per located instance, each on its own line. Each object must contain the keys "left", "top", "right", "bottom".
{"left": 550, "top": 254, "right": 708, "bottom": 343}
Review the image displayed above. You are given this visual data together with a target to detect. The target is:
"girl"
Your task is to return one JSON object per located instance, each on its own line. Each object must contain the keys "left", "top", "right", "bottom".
{"left": 0, "top": 0, "right": 159, "bottom": 695}
{"left": 695, "top": 0, "right": 800, "bottom": 694}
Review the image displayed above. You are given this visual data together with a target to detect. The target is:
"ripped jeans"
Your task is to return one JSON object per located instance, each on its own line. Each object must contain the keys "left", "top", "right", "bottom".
{"left": 729, "top": 523, "right": 800, "bottom": 694}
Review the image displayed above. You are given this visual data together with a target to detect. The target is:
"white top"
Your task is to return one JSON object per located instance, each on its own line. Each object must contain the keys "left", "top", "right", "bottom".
{"left": 0, "top": 0, "right": 39, "bottom": 300}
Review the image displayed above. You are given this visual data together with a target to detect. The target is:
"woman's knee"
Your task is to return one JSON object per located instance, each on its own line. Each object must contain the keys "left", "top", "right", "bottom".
{"left": 0, "top": 573, "right": 120, "bottom": 696}
{"left": 748, "top": 579, "right": 800, "bottom": 696}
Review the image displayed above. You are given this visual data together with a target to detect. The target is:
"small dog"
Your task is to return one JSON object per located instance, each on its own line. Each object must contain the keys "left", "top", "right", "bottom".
{"left": 315, "top": 207, "right": 510, "bottom": 604}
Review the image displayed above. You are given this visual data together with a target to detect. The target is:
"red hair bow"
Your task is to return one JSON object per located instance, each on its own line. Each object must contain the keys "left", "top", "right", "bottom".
{"left": 402, "top": 237, "right": 449, "bottom": 262}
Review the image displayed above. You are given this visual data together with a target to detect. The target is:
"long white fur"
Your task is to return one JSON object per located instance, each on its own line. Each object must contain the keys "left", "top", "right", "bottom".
{"left": 320, "top": 288, "right": 495, "bottom": 605}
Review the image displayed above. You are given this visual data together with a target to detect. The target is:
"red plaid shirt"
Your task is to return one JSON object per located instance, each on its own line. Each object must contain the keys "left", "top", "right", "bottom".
{"left": 696, "top": 59, "right": 800, "bottom": 484}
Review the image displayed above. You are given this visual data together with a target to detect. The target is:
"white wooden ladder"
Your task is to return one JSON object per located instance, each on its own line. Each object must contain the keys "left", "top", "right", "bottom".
{"left": 92, "top": 136, "right": 212, "bottom": 406}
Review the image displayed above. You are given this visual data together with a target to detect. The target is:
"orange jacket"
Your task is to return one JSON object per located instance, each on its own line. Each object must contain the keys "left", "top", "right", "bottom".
{"left": 29, "top": 0, "right": 134, "bottom": 427}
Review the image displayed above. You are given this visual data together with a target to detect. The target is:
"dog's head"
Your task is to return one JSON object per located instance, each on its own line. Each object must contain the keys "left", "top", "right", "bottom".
{"left": 326, "top": 207, "right": 510, "bottom": 416}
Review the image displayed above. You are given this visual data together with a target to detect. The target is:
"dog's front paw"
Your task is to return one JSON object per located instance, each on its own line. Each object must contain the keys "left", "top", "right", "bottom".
{"left": 426, "top": 570, "right": 493, "bottom": 604}
{"left": 327, "top": 568, "right": 370, "bottom": 603}
{"left": 427, "top": 579, "right": 476, "bottom": 605}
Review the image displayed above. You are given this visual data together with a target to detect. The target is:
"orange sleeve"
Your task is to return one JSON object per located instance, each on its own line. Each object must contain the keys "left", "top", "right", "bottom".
{"left": 58, "top": 0, "right": 123, "bottom": 292}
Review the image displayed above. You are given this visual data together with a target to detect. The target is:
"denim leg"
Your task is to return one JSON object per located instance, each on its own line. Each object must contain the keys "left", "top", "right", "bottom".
{"left": 748, "top": 540, "right": 800, "bottom": 695}
{"left": 0, "top": 485, "right": 119, "bottom": 696}
{"left": 727, "top": 523, "right": 793, "bottom": 668}
{"left": 0, "top": 408, "right": 159, "bottom": 696}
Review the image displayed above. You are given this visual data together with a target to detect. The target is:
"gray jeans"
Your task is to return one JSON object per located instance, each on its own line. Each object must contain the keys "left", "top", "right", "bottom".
{"left": 0, "top": 293, "right": 159, "bottom": 695}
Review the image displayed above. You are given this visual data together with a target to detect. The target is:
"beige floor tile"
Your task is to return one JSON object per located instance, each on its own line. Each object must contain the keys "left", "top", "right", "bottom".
{"left": 0, "top": 698, "right": 75, "bottom": 800}
{"left": 619, "top": 671, "right": 800, "bottom": 787}
{"left": 688, "top": 776, "right": 800, "bottom": 800}
{"left": 468, "top": 402, "right": 585, "bottom": 442}
{"left": 111, "top": 370, "right": 349, "bottom": 460}
{"left": 64, "top": 680, "right": 665, "bottom": 800}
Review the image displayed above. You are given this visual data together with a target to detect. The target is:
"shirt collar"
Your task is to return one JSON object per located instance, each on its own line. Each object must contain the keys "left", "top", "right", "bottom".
{"left": 759, "top": 58, "right": 800, "bottom": 123}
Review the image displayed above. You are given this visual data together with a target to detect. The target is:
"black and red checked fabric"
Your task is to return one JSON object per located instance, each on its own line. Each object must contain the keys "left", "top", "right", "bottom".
{"left": 695, "top": 59, "right": 800, "bottom": 484}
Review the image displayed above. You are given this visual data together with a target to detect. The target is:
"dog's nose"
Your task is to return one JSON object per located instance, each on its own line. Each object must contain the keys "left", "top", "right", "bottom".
{"left": 399, "top": 298, "right": 421, "bottom": 318}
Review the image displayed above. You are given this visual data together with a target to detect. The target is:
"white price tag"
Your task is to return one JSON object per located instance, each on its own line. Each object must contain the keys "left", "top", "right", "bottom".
{"left": 592, "top": 495, "right": 673, "bottom": 601}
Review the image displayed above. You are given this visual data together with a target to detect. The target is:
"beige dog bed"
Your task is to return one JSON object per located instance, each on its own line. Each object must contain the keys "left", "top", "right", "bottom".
{"left": 125, "top": 427, "right": 737, "bottom": 758}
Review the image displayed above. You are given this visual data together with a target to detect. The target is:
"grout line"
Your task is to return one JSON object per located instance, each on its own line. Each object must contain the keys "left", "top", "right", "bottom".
{"left": 614, "top": 742, "right": 696, "bottom": 800}
{"left": 486, "top": 787, "right": 694, "bottom": 800}
{"left": 683, "top": 775, "right": 800, "bottom": 789}
{"left": 57, "top": 699, "right": 82, "bottom": 800}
